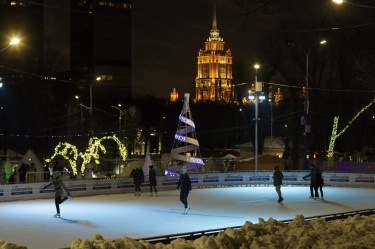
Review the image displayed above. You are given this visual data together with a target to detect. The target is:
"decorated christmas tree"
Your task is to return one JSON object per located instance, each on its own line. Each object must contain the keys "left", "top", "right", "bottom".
{"left": 168, "top": 93, "right": 204, "bottom": 174}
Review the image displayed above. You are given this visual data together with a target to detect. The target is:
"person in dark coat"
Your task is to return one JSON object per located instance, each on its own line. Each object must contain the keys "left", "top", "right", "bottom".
{"left": 176, "top": 167, "right": 192, "bottom": 214}
{"left": 148, "top": 165, "right": 157, "bottom": 197}
{"left": 42, "top": 163, "right": 72, "bottom": 218}
{"left": 272, "top": 165, "right": 284, "bottom": 203}
{"left": 44, "top": 162, "right": 50, "bottom": 182}
{"left": 315, "top": 168, "right": 324, "bottom": 199}
{"left": 18, "top": 162, "right": 28, "bottom": 183}
{"left": 131, "top": 167, "right": 144, "bottom": 196}
{"left": 303, "top": 164, "right": 319, "bottom": 199}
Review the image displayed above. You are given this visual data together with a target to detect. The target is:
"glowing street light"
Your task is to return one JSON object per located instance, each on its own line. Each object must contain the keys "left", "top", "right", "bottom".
{"left": 0, "top": 38, "right": 20, "bottom": 53}
{"left": 332, "top": 0, "right": 375, "bottom": 8}
{"left": 111, "top": 104, "right": 124, "bottom": 140}
{"left": 303, "top": 40, "right": 327, "bottom": 169}
{"left": 10, "top": 38, "right": 19, "bottom": 45}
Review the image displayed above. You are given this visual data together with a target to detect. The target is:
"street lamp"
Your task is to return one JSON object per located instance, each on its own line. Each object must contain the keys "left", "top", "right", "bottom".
{"left": 0, "top": 38, "right": 19, "bottom": 53}
{"left": 303, "top": 40, "right": 326, "bottom": 169}
{"left": 111, "top": 104, "right": 124, "bottom": 139}
{"left": 90, "top": 76, "right": 101, "bottom": 116}
{"left": 254, "top": 63, "right": 262, "bottom": 171}
{"left": 80, "top": 77, "right": 101, "bottom": 135}
{"left": 89, "top": 76, "right": 101, "bottom": 135}
{"left": 332, "top": 0, "right": 375, "bottom": 8}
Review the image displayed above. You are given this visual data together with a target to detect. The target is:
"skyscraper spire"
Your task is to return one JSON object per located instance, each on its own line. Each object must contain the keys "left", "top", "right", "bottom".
{"left": 212, "top": 2, "right": 217, "bottom": 30}
{"left": 209, "top": 2, "right": 221, "bottom": 41}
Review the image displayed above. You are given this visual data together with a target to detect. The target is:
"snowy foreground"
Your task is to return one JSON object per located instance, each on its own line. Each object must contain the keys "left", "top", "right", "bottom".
{"left": 1, "top": 186, "right": 375, "bottom": 249}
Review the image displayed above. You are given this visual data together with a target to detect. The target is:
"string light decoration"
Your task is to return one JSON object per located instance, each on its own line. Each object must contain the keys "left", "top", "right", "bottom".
{"left": 47, "top": 135, "right": 127, "bottom": 175}
{"left": 328, "top": 98, "right": 375, "bottom": 157}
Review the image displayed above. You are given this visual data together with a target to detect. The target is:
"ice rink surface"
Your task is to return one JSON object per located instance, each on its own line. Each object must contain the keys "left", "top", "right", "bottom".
{"left": 1, "top": 186, "right": 375, "bottom": 249}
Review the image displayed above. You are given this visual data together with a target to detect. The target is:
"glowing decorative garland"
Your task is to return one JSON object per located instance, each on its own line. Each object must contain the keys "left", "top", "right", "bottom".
{"left": 46, "top": 135, "right": 127, "bottom": 175}
{"left": 328, "top": 99, "right": 375, "bottom": 157}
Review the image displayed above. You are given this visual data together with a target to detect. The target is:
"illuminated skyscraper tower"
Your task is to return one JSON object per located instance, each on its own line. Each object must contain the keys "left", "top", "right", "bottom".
{"left": 195, "top": 3, "right": 234, "bottom": 103}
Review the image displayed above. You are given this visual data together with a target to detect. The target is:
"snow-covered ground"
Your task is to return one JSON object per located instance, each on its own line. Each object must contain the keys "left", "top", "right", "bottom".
{"left": 1, "top": 186, "right": 375, "bottom": 249}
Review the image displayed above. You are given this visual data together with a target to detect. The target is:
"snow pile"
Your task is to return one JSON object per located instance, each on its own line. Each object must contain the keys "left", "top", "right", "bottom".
{"left": 2, "top": 214, "right": 375, "bottom": 248}
{"left": 0, "top": 240, "right": 27, "bottom": 249}
{"left": 70, "top": 214, "right": 375, "bottom": 249}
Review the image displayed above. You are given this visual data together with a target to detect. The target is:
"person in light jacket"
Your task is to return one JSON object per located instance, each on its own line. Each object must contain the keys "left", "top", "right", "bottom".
{"left": 42, "top": 162, "right": 72, "bottom": 218}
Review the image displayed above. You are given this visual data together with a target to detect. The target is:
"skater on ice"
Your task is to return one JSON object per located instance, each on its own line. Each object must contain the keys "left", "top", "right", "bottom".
{"left": 315, "top": 167, "right": 324, "bottom": 199}
{"left": 42, "top": 162, "right": 72, "bottom": 218}
{"left": 148, "top": 165, "right": 157, "bottom": 197}
{"left": 272, "top": 165, "right": 284, "bottom": 203}
{"left": 176, "top": 166, "right": 191, "bottom": 214}
{"left": 131, "top": 167, "right": 144, "bottom": 196}
{"left": 303, "top": 164, "right": 319, "bottom": 199}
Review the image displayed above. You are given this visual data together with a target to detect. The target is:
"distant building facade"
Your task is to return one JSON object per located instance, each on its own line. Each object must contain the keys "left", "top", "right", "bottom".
{"left": 170, "top": 88, "right": 179, "bottom": 102}
{"left": 195, "top": 3, "right": 234, "bottom": 103}
{"left": 70, "top": 0, "right": 132, "bottom": 101}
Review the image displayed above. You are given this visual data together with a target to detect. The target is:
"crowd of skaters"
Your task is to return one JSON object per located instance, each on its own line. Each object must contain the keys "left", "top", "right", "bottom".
{"left": 272, "top": 163, "right": 324, "bottom": 204}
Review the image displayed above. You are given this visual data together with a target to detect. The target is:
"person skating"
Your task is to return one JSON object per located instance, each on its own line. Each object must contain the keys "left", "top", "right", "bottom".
{"left": 131, "top": 167, "right": 144, "bottom": 196}
{"left": 42, "top": 162, "right": 72, "bottom": 218}
{"left": 303, "top": 164, "right": 319, "bottom": 199}
{"left": 315, "top": 168, "right": 324, "bottom": 199}
{"left": 176, "top": 166, "right": 192, "bottom": 214}
{"left": 148, "top": 165, "right": 158, "bottom": 197}
{"left": 272, "top": 165, "right": 284, "bottom": 203}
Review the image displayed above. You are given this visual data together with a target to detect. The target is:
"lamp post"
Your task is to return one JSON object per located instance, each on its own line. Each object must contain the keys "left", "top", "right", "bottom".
{"left": 111, "top": 104, "right": 124, "bottom": 139}
{"left": 89, "top": 76, "right": 101, "bottom": 135}
{"left": 303, "top": 40, "right": 326, "bottom": 169}
{"left": 254, "top": 64, "right": 261, "bottom": 171}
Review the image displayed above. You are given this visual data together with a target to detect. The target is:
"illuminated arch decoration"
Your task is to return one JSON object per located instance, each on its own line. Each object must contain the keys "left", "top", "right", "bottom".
{"left": 47, "top": 135, "right": 127, "bottom": 175}
{"left": 328, "top": 98, "right": 375, "bottom": 157}
{"left": 168, "top": 93, "right": 204, "bottom": 174}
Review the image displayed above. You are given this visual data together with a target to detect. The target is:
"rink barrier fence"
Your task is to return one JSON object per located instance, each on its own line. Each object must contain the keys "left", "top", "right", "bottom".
{"left": 0, "top": 171, "right": 374, "bottom": 202}
{"left": 56, "top": 208, "right": 375, "bottom": 248}
{"left": 134, "top": 208, "right": 375, "bottom": 245}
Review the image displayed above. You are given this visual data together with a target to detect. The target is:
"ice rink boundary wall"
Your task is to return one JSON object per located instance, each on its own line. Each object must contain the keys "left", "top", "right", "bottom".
{"left": 1, "top": 171, "right": 374, "bottom": 202}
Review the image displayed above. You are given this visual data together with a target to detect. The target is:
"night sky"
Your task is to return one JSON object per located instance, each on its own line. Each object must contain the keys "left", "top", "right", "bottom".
{"left": 131, "top": 0, "right": 375, "bottom": 99}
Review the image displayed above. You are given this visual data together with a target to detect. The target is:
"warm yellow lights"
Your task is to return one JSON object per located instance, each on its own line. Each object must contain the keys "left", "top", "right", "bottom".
{"left": 47, "top": 135, "right": 127, "bottom": 176}
{"left": 1, "top": 37, "right": 20, "bottom": 53}
{"left": 10, "top": 38, "right": 20, "bottom": 45}
{"left": 254, "top": 64, "right": 260, "bottom": 69}
{"left": 320, "top": 40, "right": 327, "bottom": 45}
{"left": 333, "top": 0, "right": 344, "bottom": 4}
